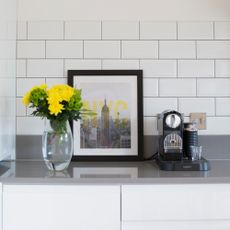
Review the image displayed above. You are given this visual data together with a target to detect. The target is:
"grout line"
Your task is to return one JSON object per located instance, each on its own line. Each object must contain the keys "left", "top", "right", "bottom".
{"left": 45, "top": 40, "right": 47, "bottom": 59}
{"left": 196, "top": 77, "right": 198, "bottom": 97}
{"left": 63, "top": 21, "right": 65, "bottom": 40}
{"left": 195, "top": 40, "right": 198, "bottom": 59}
{"left": 157, "top": 78, "right": 160, "bottom": 97}
{"left": 101, "top": 21, "right": 103, "bottom": 40}
{"left": 176, "top": 59, "right": 179, "bottom": 78}
{"left": 26, "top": 21, "right": 28, "bottom": 39}
{"left": 176, "top": 21, "right": 179, "bottom": 40}
{"left": 82, "top": 40, "right": 84, "bottom": 59}
{"left": 213, "top": 21, "right": 215, "bottom": 40}
{"left": 214, "top": 97, "right": 217, "bottom": 116}
{"left": 214, "top": 59, "right": 216, "bottom": 78}
{"left": 120, "top": 40, "right": 122, "bottom": 59}
{"left": 138, "top": 21, "right": 141, "bottom": 40}
{"left": 157, "top": 40, "right": 160, "bottom": 59}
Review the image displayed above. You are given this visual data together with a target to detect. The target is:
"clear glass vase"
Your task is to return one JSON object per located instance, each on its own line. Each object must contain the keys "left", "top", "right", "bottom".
{"left": 42, "top": 119, "right": 73, "bottom": 171}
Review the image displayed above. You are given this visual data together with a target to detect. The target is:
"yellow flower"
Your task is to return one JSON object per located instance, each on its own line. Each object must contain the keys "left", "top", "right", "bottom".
{"left": 48, "top": 102, "right": 64, "bottom": 116}
{"left": 60, "top": 86, "right": 74, "bottom": 102}
{"left": 47, "top": 84, "right": 74, "bottom": 104}
{"left": 22, "top": 91, "right": 31, "bottom": 106}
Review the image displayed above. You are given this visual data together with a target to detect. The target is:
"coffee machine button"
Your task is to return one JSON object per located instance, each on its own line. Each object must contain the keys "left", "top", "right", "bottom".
{"left": 165, "top": 114, "right": 181, "bottom": 128}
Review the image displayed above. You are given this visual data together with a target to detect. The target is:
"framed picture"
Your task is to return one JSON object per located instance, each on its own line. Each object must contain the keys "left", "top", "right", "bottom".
{"left": 68, "top": 70, "right": 143, "bottom": 161}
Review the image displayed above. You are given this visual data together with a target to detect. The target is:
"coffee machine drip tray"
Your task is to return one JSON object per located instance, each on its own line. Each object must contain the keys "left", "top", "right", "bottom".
{"left": 156, "top": 155, "right": 210, "bottom": 171}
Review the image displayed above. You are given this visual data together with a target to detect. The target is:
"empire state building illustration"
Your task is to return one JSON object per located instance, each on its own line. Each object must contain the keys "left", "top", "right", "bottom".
{"left": 80, "top": 97, "right": 131, "bottom": 149}
{"left": 100, "top": 98, "right": 110, "bottom": 147}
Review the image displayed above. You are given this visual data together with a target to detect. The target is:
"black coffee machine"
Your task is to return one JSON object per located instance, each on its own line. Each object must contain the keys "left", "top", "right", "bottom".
{"left": 156, "top": 110, "right": 210, "bottom": 171}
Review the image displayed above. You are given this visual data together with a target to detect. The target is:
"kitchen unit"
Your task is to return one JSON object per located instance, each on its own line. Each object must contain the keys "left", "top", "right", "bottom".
{"left": 1, "top": 160, "right": 230, "bottom": 230}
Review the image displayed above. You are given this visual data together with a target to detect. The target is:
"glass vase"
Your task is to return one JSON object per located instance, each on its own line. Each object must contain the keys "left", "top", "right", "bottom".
{"left": 42, "top": 119, "right": 73, "bottom": 171}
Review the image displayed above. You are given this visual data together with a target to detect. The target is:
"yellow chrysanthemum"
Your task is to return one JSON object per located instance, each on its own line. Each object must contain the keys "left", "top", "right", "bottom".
{"left": 22, "top": 91, "right": 31, "bottom": 106}
{"left": 48, "top": 102, "right": 64, "bottom": 116}
{"left": 47, "top": 91, "right": 62, "bottom": 104}
{"left": 47, "top": 84, "right": 74, "bottom": 103}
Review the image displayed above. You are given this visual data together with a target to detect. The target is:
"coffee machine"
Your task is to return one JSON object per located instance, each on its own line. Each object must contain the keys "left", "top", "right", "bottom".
{"left": 157, "top": 110, "right": 183, "bottom": 161}
{"left": 156, "top": 110, "right": 210, "bottom": 171}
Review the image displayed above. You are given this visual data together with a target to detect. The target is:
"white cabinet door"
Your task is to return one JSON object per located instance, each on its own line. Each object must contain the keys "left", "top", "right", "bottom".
{"left": 3, "top": 185, "right": 120, "bottom": 230}
{"left": 0, "top": 183, "right": 2, "bottom": 230}
{"left": 122, "top": 221, "right": 230, "bottom": 230}
{"left": 122, "top": 184, "right": 230, "bottom": 221}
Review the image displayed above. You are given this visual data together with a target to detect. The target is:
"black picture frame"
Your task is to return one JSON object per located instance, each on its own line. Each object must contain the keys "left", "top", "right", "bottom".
{"left": 68, "top": 70, "right": 143, "bottom": 161}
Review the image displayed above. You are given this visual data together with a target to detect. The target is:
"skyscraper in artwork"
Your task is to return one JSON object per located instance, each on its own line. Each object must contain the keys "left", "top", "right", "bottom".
{"left": 100, "top": 98, "right": 110, "bottom": 147}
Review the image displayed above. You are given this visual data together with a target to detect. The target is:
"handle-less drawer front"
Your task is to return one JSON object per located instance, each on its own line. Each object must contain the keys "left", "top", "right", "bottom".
{"left": 122, "top": 184, "right": 230, "bottom": 221}
{"left": 122, "top": 221, "right": 230, "bottom": 230}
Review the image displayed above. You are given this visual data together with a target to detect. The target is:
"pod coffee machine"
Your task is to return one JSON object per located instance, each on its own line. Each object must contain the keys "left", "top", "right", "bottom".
{"left": 156, "top": 110, "right": 210, "bottom": 171}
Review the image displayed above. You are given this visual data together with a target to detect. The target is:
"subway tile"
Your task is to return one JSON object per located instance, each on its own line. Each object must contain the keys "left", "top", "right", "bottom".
{"left": 159, "top": 41, "right": 196, "bottom": 59}
{"left": 16, "top": 98, "right": 26, "bottom": 116}
{"left": 143, "top": 79, "right": 158, "bottom": 97}
{"left": 178, "top": 98, "right": 215, "bottom": 116}
{"left": 197, "top": 41, "right": 230, "bottom": 59}
{"left": 65, "top": 60, "right": 101, "bottom": 74}
{"left": 178, "top": 22, "right": 213, "bottom": 39}
{"left": 17, "top": 41, "right": 45, "bottom": 58}
{"left": 102, "top": 21, "right": 139, "bottom": 39}
{"left": 197, "top": 79, "right": 230, "bottom": 96}
{"left": 159, "top": 79, "right": 196, "bottom": 96}
{"left": 16, "top": 60, "right": 26, "bottom": 78}
{"left": 216, "top": 98, "right": 230, "bottom": 116}
{"left": 28, "top": 21, "right": 64, "bottom": 39}
{"left": 102, "top": 60, "right": 139, "bottom": 70}
{"left": 84, "top": 41, "right": 120, "bottom": 59}
{"left": 65, "top": 21, "right": 101, "bottom": 39}
{"left": 144, "top": 98, "right": 177, "bottom": 116}
{"left": 122, "top": 41, "right": 158, "bottom": 59}
{"left": 199, "top": 117, "right": 230, "bottom": 135}
{"left": 178, "top": 60, "right": 214, "bottom": 78}
{"left": 144, "top": 117, "right": 158, "bottom": 135}
{"left": 17, "top": 78, "right": 45, "bottom": 97}
{"left": 140, "top": 22, "right": 176, "bottom": 39}
{"left": 216, "top": 60, "right": 230, "bottom": 77}
{"left": 46, "top": 78, "right": 67, "bottom": 87}
{"left": 27, "top": 59, "right": 64, "bottom": 77}
{"left": 17, "top": 21, "right": 27, "bottom": 40}
{"left": 17, "top": 117, "right": 44, "bottom": 135}
{"left": 140, "top": 60, "right": 176, "bottom": 78}
{"left": 46, "top": 41, "right": 83, "bottom": 58}
{"left": 215, "top": 22, "right": 230, "bottom": 39}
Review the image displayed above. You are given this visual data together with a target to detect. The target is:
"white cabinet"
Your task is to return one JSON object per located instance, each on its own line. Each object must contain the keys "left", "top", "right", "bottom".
{"left": 3, "top": 185, "right": 120, "bottom": 230}
{"left": 122, "top": 184, "right": 230, "bottom": 230}
{"left": 0, "top": 183, "right": 2, "bottom": 230}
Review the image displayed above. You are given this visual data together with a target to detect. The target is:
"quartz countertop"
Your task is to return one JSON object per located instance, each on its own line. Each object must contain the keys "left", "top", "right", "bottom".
{"left": 1, "top": 159, "right": 230, "bottom": 184}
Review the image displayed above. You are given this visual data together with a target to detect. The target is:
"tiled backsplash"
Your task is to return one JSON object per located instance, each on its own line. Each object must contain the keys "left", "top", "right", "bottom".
{"left": 16, "top": 21, "right": 230, "bottom": 135}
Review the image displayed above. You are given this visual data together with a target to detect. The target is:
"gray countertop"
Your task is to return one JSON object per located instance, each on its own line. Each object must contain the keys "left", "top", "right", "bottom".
{"left": 1, "top": 159, "right": 230, "bottom": 184}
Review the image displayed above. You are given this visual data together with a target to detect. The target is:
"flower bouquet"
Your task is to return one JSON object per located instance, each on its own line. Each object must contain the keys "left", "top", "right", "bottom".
{"left": 23, "top": 83, "right": 83, "bottom": 171}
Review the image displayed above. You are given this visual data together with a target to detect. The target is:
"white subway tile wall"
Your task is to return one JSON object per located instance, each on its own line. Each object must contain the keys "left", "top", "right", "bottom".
{"left": 27, "top": 21, "right": 64, "bottom": 40}
{"left": 16, "top": 21, "right": 230, "bottom": 135}
{"left": 65, "top": 21, "right": 101, "bottom": 40}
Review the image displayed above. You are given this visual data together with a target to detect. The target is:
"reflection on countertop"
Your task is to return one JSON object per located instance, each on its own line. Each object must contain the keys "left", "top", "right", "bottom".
{"left": 1, "top": 159, "right": 230, "bottom": 184}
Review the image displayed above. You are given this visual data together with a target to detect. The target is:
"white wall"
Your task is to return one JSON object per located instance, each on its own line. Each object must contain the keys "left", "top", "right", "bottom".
{"left": 16, "top": 20, "right": 230, "bottom": 135}
{"left": 18, "top": 0, "right": 230, "bottom": 21}
{"left": 0, "top": 0, "right": 16, "bottom": 159}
